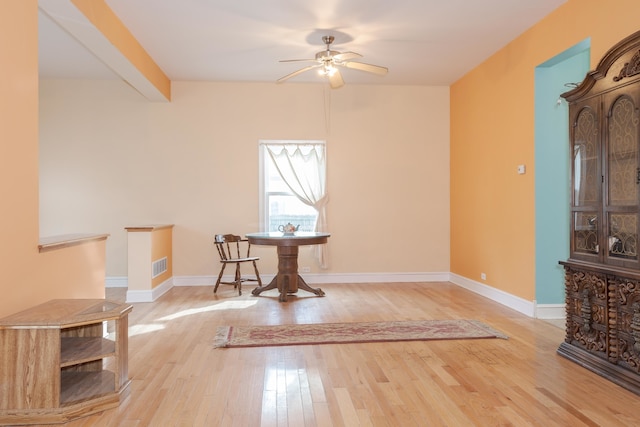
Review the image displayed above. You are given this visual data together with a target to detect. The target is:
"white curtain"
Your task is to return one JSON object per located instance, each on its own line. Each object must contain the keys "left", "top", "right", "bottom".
{"left": 265, "top": 143, "right": 329, "bottom": 268}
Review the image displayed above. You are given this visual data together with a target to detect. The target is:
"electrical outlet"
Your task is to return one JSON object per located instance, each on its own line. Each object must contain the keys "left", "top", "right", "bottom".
{"left": 481, "top": 272, "right": 487, "bottom": 280}
{"left": 300, "top": 267, "right": 311, "bottom": 273}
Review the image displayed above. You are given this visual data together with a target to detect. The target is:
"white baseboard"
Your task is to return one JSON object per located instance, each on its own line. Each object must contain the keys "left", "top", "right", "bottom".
{"left": 171, "top": 272, "right": 450, "bottom": 287}
{"left": 535, "top": 304, "right": 565, "bottom": 319}
{"left": 301, "top": 271, "right": 451, "bottom": 284}
{"left": 108, "top": 272, "right": 554, "bottom": 319}
{"left": 125, "top": 277, "right": 173, "bottom": 303}
{"left": 173, "top": 275, "right": 216, "bottom": 286}
{"left": 105, "top": 276, "right": 128, "bottom": 288}
{"left": 449, "top": 273, "right": 536, "bottom": 317}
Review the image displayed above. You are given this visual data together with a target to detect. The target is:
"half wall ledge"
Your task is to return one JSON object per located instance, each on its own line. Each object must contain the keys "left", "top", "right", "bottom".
{"left": 38, "top": 233, "right": 110, "bottom": 253}
{"left": 124, "top": 224, "right": 174, "bottom": 232}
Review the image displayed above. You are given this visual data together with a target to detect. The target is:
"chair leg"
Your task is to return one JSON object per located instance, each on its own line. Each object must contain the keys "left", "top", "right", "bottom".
{"left": 234, "top": 264, "right": 242, "bottom": 296}
{"left": 214, "top": 263, "right": 226, "bottom": 293}
{"left": 252, "top": 260, "right": 262, "bottom": 287}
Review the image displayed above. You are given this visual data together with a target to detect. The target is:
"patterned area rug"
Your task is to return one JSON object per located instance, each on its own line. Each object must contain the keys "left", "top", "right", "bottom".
{"left": 214, "top": 319, "right": 508, "bottom": 348}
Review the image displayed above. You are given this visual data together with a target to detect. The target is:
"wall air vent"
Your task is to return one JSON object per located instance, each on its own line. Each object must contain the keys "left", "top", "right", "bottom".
{"left": 152, "top": 257, "right": 167, "bottom": 278}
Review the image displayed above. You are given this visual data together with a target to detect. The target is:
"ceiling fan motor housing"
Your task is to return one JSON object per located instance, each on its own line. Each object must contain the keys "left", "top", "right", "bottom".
{"left": 322, "top": 35, "right": 335, "bottom": 45}
{"left": 316, "top": 50, "right": 340, "bottom": 60}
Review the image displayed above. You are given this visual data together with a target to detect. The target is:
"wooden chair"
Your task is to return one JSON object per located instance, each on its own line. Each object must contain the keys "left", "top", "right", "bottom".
{"left": 214, "top": 234, "right": 262, "bottom": 295}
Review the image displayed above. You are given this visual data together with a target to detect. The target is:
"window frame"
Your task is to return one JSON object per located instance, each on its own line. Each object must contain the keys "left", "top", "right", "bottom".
{"left": 258, "top": 140, "right": 326, "bottom": 232}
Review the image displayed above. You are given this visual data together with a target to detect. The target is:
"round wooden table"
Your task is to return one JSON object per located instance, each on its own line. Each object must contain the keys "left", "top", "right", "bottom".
{"left": 246, "top": 232, "right": 330, "bottom": 302}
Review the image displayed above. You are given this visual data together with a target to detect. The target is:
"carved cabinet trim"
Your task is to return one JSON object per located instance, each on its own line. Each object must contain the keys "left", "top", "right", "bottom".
{"left": 560, "top": 262, "right": 640, "bottom": 394}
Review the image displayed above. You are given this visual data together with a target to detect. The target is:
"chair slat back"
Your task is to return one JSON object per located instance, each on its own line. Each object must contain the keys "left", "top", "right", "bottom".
{"left": 214, "top": 234, "right": 250, "bottom": 260}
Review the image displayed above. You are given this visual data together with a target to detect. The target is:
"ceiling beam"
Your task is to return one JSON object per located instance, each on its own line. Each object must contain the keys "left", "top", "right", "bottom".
{"left": 38, "top": 0, "right": 171, "bottom": 102}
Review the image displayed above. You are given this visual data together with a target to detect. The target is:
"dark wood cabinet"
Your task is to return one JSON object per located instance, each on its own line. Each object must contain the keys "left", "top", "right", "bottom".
{"left": 559, "top": 30, "right": 640, "bottom": 394}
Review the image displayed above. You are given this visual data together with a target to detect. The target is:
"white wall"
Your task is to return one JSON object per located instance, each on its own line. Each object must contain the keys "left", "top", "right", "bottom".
{"left": 39, "top": 80, "right": 450, "bottom": 280}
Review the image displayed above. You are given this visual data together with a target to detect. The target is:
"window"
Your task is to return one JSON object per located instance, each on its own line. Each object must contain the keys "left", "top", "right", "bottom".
{"left": 259, "top": 141, "right": 327, "bottom": 233}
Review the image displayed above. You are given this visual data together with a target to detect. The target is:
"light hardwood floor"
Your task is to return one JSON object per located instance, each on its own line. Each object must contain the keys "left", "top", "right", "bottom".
{"left": 43, "top": 282, "right": 640, "bottom": 426}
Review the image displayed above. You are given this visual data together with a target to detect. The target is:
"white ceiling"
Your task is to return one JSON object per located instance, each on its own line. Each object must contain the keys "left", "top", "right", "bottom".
{"left": 38, "top": 0, "right": 567, "bottom": 87}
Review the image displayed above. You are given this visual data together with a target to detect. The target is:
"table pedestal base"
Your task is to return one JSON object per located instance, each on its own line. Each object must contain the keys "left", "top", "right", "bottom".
{"left": 251, "top": 246, "right": 325, "bottom": 302}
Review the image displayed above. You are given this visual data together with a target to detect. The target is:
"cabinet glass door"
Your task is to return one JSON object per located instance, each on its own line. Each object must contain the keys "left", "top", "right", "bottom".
{"left": 573, "top": 107, "right": 599, "bottom": 207}
{"left": 571, "top": 103, "right": 601, "bottom": 259}
{"left": 574, "top": 212, "right": 599, "bottom": 254}
{"left": 606, "top": 94, "right": 640, "bottom": 263}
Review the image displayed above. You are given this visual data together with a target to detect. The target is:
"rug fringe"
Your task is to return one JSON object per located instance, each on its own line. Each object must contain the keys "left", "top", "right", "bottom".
{"left": 213, "top": 325, "right": 232, "bottom": 348}
{"left": 467, "top": 320, "right": 509, "bottom": 340}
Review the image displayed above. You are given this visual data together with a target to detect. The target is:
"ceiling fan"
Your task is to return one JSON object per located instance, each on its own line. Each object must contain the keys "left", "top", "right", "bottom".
{"left": 277, "top": 35, "right": 388, "bottom": 89}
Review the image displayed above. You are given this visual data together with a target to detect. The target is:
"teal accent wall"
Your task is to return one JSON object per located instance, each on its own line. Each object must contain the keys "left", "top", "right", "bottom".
{"left": 534, "top": 40, "right": 590, "bottom": 304}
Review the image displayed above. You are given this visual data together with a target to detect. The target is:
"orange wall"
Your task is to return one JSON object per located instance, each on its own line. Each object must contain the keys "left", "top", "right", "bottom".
{"left": 0, "top": 0, "right": 106, "bottom": 318}
{"left": 151, "top": 226, "right": 173, "bottom": 288}
{"left": 451, "top": 0, "right": 640, "bottom": 300}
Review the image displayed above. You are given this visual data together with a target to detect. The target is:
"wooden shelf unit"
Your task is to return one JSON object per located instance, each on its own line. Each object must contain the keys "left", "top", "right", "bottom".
{"left": 0, "top": 299, "right": 132, "bottom": 425}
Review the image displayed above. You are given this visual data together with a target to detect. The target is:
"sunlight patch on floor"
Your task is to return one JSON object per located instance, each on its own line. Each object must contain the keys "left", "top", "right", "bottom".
{"left": 158, "top": 300, "right": 258, "bottom": 321}
{"left": 129, "top": 323, "right": 165, "bottom": 337}
{"left": 127, "top": 300, "right": 258, "bottom": 336}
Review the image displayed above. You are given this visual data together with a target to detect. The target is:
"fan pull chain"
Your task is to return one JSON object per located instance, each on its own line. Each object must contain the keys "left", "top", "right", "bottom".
{"left": 323, "top": 85, "right": 332, "bottom": 134}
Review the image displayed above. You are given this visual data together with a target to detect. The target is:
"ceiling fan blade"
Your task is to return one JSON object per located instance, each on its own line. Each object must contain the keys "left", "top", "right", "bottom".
{"left": 328, "top": 69, "right": 345, "bottom": 89}
{"left": 342, "top": 61, "right": 388, "bottom": 76}
{"left": 279, "top": 58, "right": 318, "bottom": 63}
{"left": 277, "top": 65, "right": 320, "bottom": 83}
{"left": 333, "top": 51, "right": 362, "bottom": 62}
